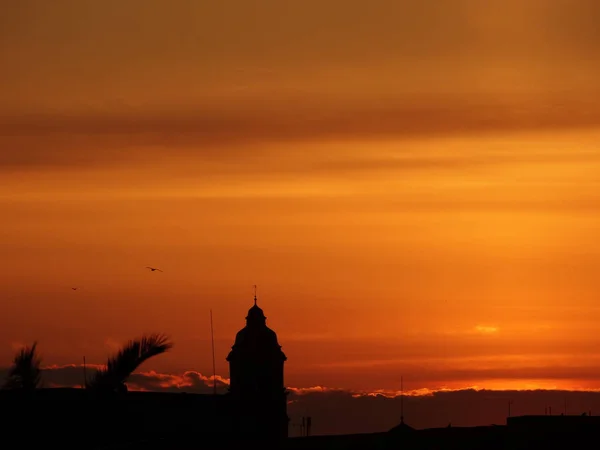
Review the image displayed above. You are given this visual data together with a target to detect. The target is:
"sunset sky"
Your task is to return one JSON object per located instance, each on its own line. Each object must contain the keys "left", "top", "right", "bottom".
{"left": 2, "top": 0, "right": 600, "bottom": 428}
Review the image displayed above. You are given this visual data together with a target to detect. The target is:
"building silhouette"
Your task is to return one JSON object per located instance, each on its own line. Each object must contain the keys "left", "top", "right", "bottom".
{"left": 227, "top": 293, "right": 289, "bottom": 440}
{"left": 0, "top": 295, "right": 289, "bottom": 447}
{"left": 4, "top": 295, "right": 600, "bottom": 448}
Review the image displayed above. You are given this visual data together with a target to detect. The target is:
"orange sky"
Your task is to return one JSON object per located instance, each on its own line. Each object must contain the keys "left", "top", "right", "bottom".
{"left": 2, "top": 0, "right": 600, "bottom": 395}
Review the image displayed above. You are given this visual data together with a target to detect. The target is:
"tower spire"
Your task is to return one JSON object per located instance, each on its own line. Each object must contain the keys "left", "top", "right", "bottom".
{"left": 253, "top": 284, "right": 257, "bottom": 305}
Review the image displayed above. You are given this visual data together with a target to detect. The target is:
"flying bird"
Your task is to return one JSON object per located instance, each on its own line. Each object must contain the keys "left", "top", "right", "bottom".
{"left": 146, "top": 266, "right": 163, "bottom": 272}
{"left": 71, "top": 287, "right": 79, "bottom": 290}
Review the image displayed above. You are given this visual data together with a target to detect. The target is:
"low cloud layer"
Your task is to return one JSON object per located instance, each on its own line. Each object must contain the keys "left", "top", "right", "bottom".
{"left": 5, "top": 363, "right": 232, "bottom": 395}
{"left": 3, "top": 364, "right": 600, "bottom": 436}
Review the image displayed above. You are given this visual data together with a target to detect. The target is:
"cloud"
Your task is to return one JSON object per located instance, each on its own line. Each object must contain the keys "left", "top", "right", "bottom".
{"left": 3, "top": 364, "right": 600, "bottom": 435}
{"left": 126, "top": 370, "right": 230, "bottom": 394}
{"left": 2, "top": 118, "right": 600, "bottom": 206}
{"left": 474, "top": 325, "right": 499, "bottom": 335}
{"left": 7, "top": 362, "right": 593, "bottom": 395}
{"left": 1, "top": 98, "right": 600, "bottom": 156}
{"left": 286, "top": 387, "right": 600, "bottom": 436}
{"left": 2, "top": 0, "right": 600, "bottom": 118}
{"left": 295, "top": 348, "right": 600, "bottom": 390}
{"left": 8, "top": 364, "right": 231, "bottom": 393}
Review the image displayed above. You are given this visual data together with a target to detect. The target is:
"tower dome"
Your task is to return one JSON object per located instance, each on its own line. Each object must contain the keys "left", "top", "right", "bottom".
{"left": 230, "top": 295, "right": 282, "bottom": 352}
{"left": 246, "top": 295, "right": 266, "bottom": 326}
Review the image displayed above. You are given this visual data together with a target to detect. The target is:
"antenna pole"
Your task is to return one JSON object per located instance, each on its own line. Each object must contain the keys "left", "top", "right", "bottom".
{"left": 401, "top": 375, "right": 404, "bottom": 423}
{"left": 253, "top": 284, "right": 257, "bottom": 304}
{"left": 210, "top": 309, "right": 217, "bottom": 395}
{"left": 83, "top": 356, "right": 87, "bottom": 389}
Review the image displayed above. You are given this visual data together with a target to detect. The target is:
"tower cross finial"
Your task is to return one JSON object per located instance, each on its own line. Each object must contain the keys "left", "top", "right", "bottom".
{"left": 253, "top": 284, "right": 257, "bottom": 305}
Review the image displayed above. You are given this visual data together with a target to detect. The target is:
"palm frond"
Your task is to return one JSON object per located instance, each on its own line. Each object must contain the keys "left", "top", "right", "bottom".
{"left": 2, "top": 342, "right": 42, "bottom": 390}
{"left": 88, "top": 333, "right": 173, "bottom": 393}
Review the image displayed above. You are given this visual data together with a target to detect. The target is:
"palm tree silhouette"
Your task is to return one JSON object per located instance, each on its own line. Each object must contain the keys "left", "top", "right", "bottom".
{"left": 88, "top": 333, "right": 173, "bottom": 393}
{"left": 2, "top": 342, "right": 42, "bottom": 390}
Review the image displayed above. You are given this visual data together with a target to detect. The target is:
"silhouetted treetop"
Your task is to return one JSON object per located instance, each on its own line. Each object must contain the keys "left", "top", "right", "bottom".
{"left": 2, "top": 341, "right": 42, "bottom": 391}
{"left": 88, "top": 333, "right": 173, "bottom": 393}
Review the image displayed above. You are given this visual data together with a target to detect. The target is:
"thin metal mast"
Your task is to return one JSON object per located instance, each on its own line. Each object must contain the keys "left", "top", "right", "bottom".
{"left": 83, "top": 356, "right": 88, "bottom": 389}
{"left": 210, "top": 309, "right": 217, "bottom": 395}
{"left": 401, "top": 375, "right": 404, "bottom": 423}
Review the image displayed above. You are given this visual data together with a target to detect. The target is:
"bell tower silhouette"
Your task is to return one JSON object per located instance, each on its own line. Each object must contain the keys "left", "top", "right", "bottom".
{"left": 227, "top": 288, "right": 288, "bottom": 440}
